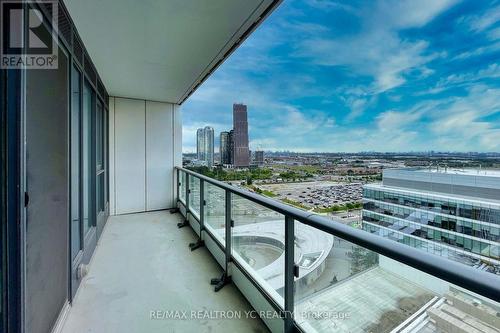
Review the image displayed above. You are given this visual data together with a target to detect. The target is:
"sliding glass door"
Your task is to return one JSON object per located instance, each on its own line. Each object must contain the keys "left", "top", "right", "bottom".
{"left": 96, "top": 99, "right": 106, "bottom": 235}
{"left": 25, "top": 44, "right": 69, "bottom": 333}
{"left": 70, "top": 73, "right": 106, "bottom": 298}
{"left": 71, "top": 65, "right": 82, "bottom": 263}
{"left": 82, "top": 81, "right": 94, "bottom": 238}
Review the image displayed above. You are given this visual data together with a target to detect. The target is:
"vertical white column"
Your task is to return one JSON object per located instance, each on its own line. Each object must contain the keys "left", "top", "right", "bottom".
{"left": 108, "top": 97, "right": 116, "bottom": 215}
{"left": 110, "top": 97, "right": 181, "bottom": 214}
{"left": 173, "top": 104, "right": 183, "bottom": 204}
{"left": 146, "top": 101, "right": 174, "bottom": 210}
{"left": 114, "top": 98, "right": 146, "bottom": 214}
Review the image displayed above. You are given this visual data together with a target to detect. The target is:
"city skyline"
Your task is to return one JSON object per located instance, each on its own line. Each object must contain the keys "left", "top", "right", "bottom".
{"left": 182, "top": 0, "right": 500, "bottom": 153}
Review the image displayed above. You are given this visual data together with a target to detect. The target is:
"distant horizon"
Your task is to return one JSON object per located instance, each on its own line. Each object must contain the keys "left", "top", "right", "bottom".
{"left": 181, "top": 0, "right": 500, "bottom": 153}
{"left": 182, "top": 149, "right": 500, "bottom": 155}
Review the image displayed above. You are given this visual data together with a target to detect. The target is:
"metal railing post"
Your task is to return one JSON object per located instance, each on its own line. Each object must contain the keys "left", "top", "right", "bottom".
{"left": 189, "top": 178, "right": 205, "bottom": 251}
{"left": 284, "top": 215, "right": 295, "bottom": 332}
{"left": 176, "top": 168, "right": 179, "bottom": 202}
{"left": 178, "top": 167, "right": 500, "bottom": 307}
{"left": 170, "top": 168, "right": 181, "bottom": 214}
{"left": 185, "top": 173, "right": 190, "bottom": 211}
{"left": 211, "top": 189, "right": 233, "bottom": 291}
{"left": 225, "top": 189, "right": 232, "bottom": 273}
{"left": 199, "top": 179, "right": 205, "bottom": 231}
{"left": 177, "top": 171, "right": 190, "bottom": 228}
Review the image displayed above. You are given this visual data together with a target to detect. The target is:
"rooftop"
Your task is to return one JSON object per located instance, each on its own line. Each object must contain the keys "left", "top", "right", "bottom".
{"left": 415, "top": 168, "right": 500, "bottom": 178}
{"left": 364, "top": 183, "right": 500, "bottom": 206}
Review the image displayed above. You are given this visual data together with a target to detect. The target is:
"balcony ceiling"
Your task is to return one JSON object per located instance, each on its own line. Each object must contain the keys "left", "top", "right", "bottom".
{"left": 63, "top": 0, "right": 280, "bottom": 104}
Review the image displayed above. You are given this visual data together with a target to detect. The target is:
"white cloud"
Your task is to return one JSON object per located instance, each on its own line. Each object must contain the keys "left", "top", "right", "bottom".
{"left": 453, "top": 40, "right": 500, "bottom": 60}
{"left": 304, "top": 0, "right": 355, "bottom": 12}
{"left": 417, "top": 63, "right": 500, "bottom": 95}
{"left": 425, "top": 86, "right": 500, "bottom": 150}
{"left": 376, "top": 109, "right": 424, "bottom": 132}
{"left": 489, "top": 27, "right": 500, "bottom": 40}
{"left": 466, "top": 5, "right": 500, "bottom": 33}
{"left": 380, "top": 0, "right": 458, "bottom": 28}
{"left": 295, "top": 0, "right": 456, "bottom": 93}
{"left": 181, "top": 0, "right": 499, "bottom": 153}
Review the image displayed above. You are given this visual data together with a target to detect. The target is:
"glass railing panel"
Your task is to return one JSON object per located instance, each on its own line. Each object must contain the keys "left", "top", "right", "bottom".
{"left": 231, "top": 194, "right": 285, "bottom": 305}
{"left": 179, "top": 170, "right": 186, "bottom": 203}
{"left": 204, "top": 182, "right": 226, "bottom": 244}
{"left": 293, "top": 220, "right": 500, "bottom": 333}
{"left": 188, "top": 176, "right": 200, "bottom": 218}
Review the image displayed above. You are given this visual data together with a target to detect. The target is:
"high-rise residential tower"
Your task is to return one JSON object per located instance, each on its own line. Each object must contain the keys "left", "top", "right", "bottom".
{"left": 220, "top": 131, "right": 230, "bottom": 165}
{"left": 254, "top": 151, "right": 264, "bottom": 165}
{"left": 195, "top": 127, "right": 214, "bottom": 167}
{"left": 204, "top": 126, "right": 214, "bottom": 167}
{"left": 196, "top": 128, "right": 205, "bottom": 160}
{"left": 232, "top": 103, "right": 249, "bottom": 167}
{"left": 228, "top": 130, "right": 234, "bottom": 165}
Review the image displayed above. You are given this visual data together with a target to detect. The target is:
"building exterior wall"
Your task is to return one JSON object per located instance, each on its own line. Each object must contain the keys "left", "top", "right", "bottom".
{"left": 383, "top": 169, "right": 500, "bottom": 200}
{"left": 204, "top": 126, "right": 214, "bottom": 167}
{"left": 233, "top": 103, "right": 249, "bottom": 167}
{"left": 109, "top": 97, "right": 181, "bottom": 214}
{"left": 362, "top": 171, "right": 500, "bottom": 271}
{"left": 197, "top": 128, "right": 205, "bottom": 160}
{"left": 195, "top": 126, "right": 214, "bottom": 167}
{"left": 255, "top": 151, "right": 264, "bottom": 165}
{"left": 25, "top": 52, "right": 69, "bottom": 333}
{"left": 220, "top": 131, "right": 229, "bottom": 165}
{"left": 229, "top": 130, "right": 234, "bottom": 165}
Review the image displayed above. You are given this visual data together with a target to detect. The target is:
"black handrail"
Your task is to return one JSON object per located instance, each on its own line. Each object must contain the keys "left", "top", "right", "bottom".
{"left": 177, "top": 166, "right": 500, "bottom": 302}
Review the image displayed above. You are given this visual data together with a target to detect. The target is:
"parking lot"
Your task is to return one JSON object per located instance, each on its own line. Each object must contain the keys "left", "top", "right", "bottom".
{"left": 259, "top": 181, "right": 363, "bottom": 208}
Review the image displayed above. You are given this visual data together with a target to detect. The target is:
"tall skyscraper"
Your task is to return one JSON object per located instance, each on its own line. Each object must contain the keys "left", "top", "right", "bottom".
{"left": 204, "top": 126, "right": 214, "bottom": 167}
{"left": 232, "top": 103, "right": 249, "bottom": 167}
{"left": 254, "top": 151, "right": 264, "bottom": 165}
{"left": 228, "top": 130, "right": 234, "bottom": 165}
{"left": 220, "top": 131, "right": 230, "bottom": 165}
{"left": 196, "top": 128, "right": 205, "bottom": 160}
{"left": 195, "top": 127, "right": 214, "bottom": 167}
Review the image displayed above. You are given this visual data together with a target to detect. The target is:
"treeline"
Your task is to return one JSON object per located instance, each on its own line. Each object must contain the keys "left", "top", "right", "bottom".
{"left": 314, "top": 202, "right": 362, "bottom": 213}
{"left": 186, "top": 166, "right": 273, "bottom": 181}
{"left": 278, "top": 171, "right": 313, "bottom": 180}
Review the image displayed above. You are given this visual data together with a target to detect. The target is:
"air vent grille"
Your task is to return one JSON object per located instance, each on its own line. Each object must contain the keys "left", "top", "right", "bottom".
{"left": 58, "top": 6, "right": 71, "bottom": 45}
{"left": 97, "top": 80, "right": 106, "bottom": 100}
{"left": 84, "top": 55, "right": 96, "bottom": 85}
{"left": 73, "top": 33, "right": 83, "bottom": 66}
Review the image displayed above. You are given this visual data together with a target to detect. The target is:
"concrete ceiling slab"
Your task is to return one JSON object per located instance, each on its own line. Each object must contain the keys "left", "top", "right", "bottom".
{"left": 63, "top": 0, "right": 280, "bottom": 104}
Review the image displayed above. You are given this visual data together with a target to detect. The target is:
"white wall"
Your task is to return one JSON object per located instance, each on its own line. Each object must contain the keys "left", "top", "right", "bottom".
{"left": 109, "top": 97, "right": 182, "bottom": 215}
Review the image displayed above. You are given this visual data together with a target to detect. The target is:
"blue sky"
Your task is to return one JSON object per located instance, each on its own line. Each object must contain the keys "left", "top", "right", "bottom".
{"left": 182, "top": 0, "right": 500, "bottom": 153}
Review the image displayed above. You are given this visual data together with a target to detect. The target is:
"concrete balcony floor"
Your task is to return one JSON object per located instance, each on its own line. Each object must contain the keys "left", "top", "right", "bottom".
{"left": 61, "top": 211, "right": 269, "bottom": 333}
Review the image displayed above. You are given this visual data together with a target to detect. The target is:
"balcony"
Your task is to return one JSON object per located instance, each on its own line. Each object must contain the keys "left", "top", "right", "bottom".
{"left": 60, "top": 211, "right": 268, "bottom": 333}
{"left": 60, "top": 167, "right": 500, "bottom": 333}
{"left": 3, "top": 1, "right": 500, "bottom": 333}
{"left": 177, "top": 168, "right": 500, "bottom": 332}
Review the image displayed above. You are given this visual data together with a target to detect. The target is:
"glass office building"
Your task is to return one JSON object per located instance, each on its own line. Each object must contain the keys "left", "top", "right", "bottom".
{"left": 363, "top": 169, "right": 500, "bottom": 274}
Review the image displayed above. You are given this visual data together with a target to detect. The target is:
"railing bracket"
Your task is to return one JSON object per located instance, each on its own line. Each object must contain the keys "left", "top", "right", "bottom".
{"left": 210, "top": 272, "right": 232, "bottom": 292}
{"left": 189, "top": 239, "right": 205, "bottom": 251}
{"left": 177, "top": 219, "right": 189, "bottom": 228}
{"left": 169, "top": 208, "right": 179, "bottom": 214}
